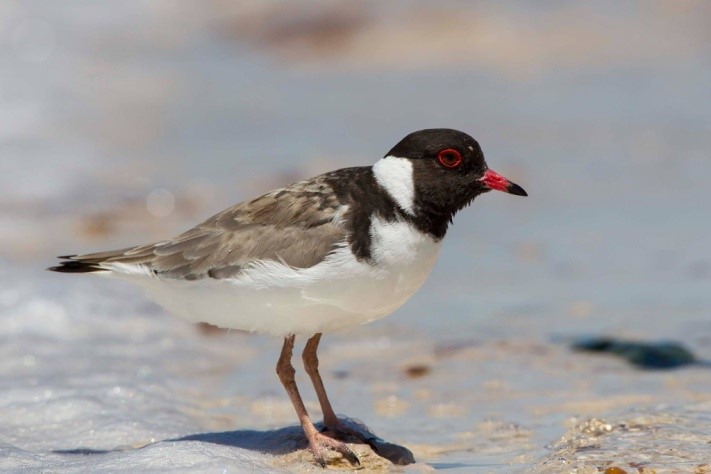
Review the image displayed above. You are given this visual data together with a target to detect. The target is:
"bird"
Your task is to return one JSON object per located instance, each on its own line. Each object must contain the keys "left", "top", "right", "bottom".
{"left": 49, "top": 128, "right": 527, "bottom": 466}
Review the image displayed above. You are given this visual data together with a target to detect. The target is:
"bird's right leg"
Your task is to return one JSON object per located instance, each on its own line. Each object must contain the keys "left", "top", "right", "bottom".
{"left": 276, "top": 335, "right": 359, "bottom": 467}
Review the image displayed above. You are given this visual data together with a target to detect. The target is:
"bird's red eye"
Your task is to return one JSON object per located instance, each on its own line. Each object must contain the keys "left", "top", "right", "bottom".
{"left": 437, "top": 148, "right": 462, "bottom": 169}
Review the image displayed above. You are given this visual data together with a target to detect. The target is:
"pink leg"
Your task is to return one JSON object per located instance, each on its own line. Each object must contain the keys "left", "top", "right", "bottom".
{"left": 302, "top": 333, "right": 339, "bottom": 429}
{"left": 276, "top": 335, "right": 359, "bottom": 467}
{"left": 302, "top": 333, "right": 378, "bottom": 450}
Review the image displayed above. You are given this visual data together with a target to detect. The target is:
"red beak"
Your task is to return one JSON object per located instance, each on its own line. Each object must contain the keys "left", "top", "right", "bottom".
{"left": 480, "top": 169, "right": 527, "bottom": 196}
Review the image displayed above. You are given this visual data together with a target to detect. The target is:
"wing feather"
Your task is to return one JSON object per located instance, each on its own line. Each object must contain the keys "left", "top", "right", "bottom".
{"left": 50, "top": 173, "right": 351, "bottom": 280}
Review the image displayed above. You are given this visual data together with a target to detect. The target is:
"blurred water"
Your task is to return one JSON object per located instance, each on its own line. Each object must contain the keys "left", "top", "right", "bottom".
{"left": 1, "top": 1, "right": 710, "bottom": 472}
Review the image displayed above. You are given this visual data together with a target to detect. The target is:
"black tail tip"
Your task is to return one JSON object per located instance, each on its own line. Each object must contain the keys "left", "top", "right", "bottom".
{"left": 47, "top": 258, "right": 103, "bottom": 274}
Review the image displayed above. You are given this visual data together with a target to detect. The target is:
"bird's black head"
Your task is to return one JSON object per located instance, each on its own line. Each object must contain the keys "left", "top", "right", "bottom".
{"left": 382, "top": 129, "right": 526, "bottom": 226}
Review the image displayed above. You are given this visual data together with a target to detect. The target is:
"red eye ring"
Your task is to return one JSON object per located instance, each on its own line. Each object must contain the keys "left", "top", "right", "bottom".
{"left": 437, "top": 148, "right": 462, "bottom": 169}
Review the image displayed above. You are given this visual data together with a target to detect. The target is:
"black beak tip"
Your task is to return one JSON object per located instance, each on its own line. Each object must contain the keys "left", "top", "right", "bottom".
{"left": 507, "top": 182, "right": 528, "bottom": 197}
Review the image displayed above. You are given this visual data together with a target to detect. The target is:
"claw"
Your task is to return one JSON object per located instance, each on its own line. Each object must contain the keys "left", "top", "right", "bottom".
{"left": 308, "top": 431, "right": 360, "bottom": 467}
{"left": 320, "top": 420, "right": 416, "bottom": 466}
{"left": 342, "top": 445, "right": 360, "bottom": 466}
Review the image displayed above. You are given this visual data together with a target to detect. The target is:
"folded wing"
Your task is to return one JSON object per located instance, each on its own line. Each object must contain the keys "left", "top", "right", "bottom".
{"left": 49, "top": 174, "right": 350, "bottom": 281}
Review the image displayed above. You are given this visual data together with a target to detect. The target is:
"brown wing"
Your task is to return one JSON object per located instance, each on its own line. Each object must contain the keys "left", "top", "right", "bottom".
{"left": 50, "top": 174, "right": 350, "bottom": 280}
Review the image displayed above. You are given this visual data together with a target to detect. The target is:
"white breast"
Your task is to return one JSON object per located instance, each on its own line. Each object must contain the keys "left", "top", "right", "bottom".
{"left": 127, "top": 216, "right": 441, "bottom": 336}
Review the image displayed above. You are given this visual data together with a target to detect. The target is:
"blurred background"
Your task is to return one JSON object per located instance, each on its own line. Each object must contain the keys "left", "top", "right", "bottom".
{"left": 1, "top": 1, "right": 710, "bottom": 472}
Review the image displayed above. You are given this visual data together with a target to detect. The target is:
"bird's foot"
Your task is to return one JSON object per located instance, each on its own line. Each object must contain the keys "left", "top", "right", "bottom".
{"left": 321, "top": 418, "right": 417, "bottom": 466}
{"left": 308, "top": 430, "right": 360, "bottom": 468}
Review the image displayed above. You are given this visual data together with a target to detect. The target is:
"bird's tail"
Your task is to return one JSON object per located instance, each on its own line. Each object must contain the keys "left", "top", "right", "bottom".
{"left": 48, "top": 256, "right": 104, "bottom": 273}
{"left": 47, "top": 247, "right": 136, "bottom": 274}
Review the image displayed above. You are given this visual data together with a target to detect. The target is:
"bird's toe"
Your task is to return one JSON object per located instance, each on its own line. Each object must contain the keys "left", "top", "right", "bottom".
{"left": 308, "top": 431, "right": 360, "bottom": 467}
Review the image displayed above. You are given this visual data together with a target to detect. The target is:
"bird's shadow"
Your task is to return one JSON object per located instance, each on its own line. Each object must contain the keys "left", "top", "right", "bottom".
{"left": 54, "top": 417, "right": 416, "bottom": 466}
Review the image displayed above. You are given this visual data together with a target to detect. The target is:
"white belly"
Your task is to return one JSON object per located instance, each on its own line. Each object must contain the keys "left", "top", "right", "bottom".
{"left": 123, "top": 217, "right": 441, "bottom": 336}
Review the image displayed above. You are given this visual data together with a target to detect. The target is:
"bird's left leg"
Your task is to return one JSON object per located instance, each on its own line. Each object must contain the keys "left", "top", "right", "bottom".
{"left": 302, "top": 333, "right": 379, "bottom": 448}
{"left": 302, "top": 333, "right": 339, "bottom": 429}
{"left": 302, "top": 333, "right": 418, "bottom": 465}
